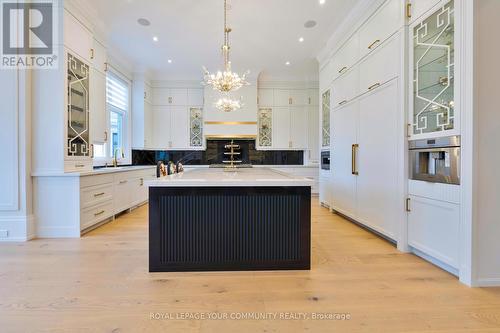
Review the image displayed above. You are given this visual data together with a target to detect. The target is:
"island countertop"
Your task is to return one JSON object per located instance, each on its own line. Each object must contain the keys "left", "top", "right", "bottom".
{"left": 146, "top": 168, "right": 313, "bottom": 187}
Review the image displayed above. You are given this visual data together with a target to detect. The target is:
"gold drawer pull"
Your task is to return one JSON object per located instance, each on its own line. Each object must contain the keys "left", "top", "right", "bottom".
{"left": 94, "top": 192, "right": 105, "bottom": 197}
{"left": 75, "top": 164, "right": 85, "bottom": 168}
{"left": 338, "top": 66, "right": 348, "bottom": 74}
{"left": 338, "top": 100, "right": 348, "bottom": 106}
{"left": 368, "top": 82, "right": 381, "bottom": 91}
{"left": 368, "top": 39, "right": 381, "bottom": 50}
{"left": 94, "top": 210, "right": 105, "bottom": 217}
{"left": 406, "top": 3, "right": 412, "bottom": 19}
{"left": 351, "top": 144, "right": 359, "bottom": 176}
{"left": 119, "top": 180, "right": 128, "bottom": 184}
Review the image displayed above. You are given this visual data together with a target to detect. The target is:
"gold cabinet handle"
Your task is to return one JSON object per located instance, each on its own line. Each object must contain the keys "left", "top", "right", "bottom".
{"left": 368, "top": 39, "right": 381, "bottom": 50}
{"left": 104, "top": 130, "right": 108, "bottom": 142}
{"left": 90, "top": 48, "right": 94, "bottom": 60}
{"left": 338, "top": 66, "right": 348, "bottom": 74}
{"left": 94, "top": 192, "right": 105, "bottom": 197}
{"left": 368, "top": 82, "right": 381, "bottom": 91}
{"left": 119, "top": 180, "right": 128, "bottom": 184}
{"left": 351, "top": 144, "right": 359, "bottom": 175}
{"left": 140, "top": 178, "right": 144, "bottom": 186}
{"left": 75, "top": 164, "right": 85, "bottom": 168}
{"left": 168, "top": 97, "right": 172, "bottom": 104}
{"left": 338, "top": 100, "right": 348, "bottom": 106}
{"left": 90, "top": 144, "right": 94, "bottom": 158}
{"left": 407, "top": 123, "right": 412, "bottom": 138}
{"left": 94, "top": 210, "right": 105, "bottom": 217}
{"left": 406, "top": 2, "right": 412, "bottom": 19}
{"left": 406, "top": 198, "right": 411, "bottom": 212}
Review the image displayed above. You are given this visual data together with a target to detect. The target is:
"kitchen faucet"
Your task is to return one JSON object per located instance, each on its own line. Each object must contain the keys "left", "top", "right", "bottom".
{"left": 112, "top": 148, "right": 124, "bottom": 167}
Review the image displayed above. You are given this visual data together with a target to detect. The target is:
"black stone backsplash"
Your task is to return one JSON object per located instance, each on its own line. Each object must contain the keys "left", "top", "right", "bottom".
{"left": 132, "top": 139, "right": 304, "bottom": 166}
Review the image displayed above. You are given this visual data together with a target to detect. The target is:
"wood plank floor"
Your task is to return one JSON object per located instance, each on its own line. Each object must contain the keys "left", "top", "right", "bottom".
{"left": 1, "top": 199, "right": 500, "bottom": 333}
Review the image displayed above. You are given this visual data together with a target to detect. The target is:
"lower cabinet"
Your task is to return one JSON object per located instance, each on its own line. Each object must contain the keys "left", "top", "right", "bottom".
{"left": 408, "top": 195, "right": 460, "bottom": 269}
{"left": 34, "top": 167, "right": 156, "bottom": 238}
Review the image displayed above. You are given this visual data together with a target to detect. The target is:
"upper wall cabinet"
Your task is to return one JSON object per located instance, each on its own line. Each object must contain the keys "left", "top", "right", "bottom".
{"left": 409, "top": 0, "right": 456, "bottom": 139}
{"left": 330, "top": 34, "right": 359, "bottom": 82}
{"left": 407, "top": 0, "right": 443, "bottom": 24}
{"left": 91, "top": 38, "right": 107, "bottom": 74}
{"left": 188, "top": 89, "right": 204, "bottom": 106}
{"left": 66, "top": 52, "right": 91, "bottom": 169}
{"left": 358, "top": 0, "right": 403, "bottom": 59}
{"left": 274, "top": 89, "right": 308, "bottom": 106}
{"left": 64, "top": 10, "right": 93, "bottom": 63}
{"left": 153, "top": 88, "right": 188, "bottom": 106}
{"left": 258, "top": 89, "right": 274, "bottom": 107}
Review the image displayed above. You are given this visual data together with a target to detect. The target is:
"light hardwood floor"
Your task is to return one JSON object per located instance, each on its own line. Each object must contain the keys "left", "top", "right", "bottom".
{"left": 1, "top": 199, "right": 500, "bottom": 333}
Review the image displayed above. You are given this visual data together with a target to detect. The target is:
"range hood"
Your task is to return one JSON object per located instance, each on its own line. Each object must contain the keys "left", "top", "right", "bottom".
{"left": 203, "top": 78, "right": 258, "bottom": 139}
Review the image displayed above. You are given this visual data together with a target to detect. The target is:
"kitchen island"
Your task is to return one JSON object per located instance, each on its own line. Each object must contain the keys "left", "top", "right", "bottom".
{"left": 147, "top": 168, "right": 312, "bottom": 272}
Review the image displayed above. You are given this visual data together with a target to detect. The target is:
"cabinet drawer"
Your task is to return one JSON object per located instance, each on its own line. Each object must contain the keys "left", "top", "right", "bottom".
{"left": 358, "top": 0, "right": 403, "bottom": 59}
{"left": 331, "top": 34, "right": 359, "bottom": 82}
{"left": 332, "top": 67, "right": 359, "bottom": 108}
{"left": 80, "top": 174, "right": 114, "bottom": 188}
{"left": 359, "top": 34, "right": 401, "bottom": 94}
{"left": 81, "top": 183, "right": 113, "bottom": 209}
{"left": 65, "top": 159, "right": 92, "bottom": 173}
{"left": 81, "top": 200, "right": 114, "bottom": 231}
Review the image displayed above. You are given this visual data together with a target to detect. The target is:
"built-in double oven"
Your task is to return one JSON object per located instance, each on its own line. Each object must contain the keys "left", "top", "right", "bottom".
{"left": 321, "top": 150, "right": 330, "bottom": 170}
{"left": 409, "top": 136, "right": 461, "bottom": 185}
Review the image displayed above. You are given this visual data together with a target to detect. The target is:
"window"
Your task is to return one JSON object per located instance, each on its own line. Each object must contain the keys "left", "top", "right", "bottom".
{"left": 106, "top": 71, "right": 130, "bottom": 162}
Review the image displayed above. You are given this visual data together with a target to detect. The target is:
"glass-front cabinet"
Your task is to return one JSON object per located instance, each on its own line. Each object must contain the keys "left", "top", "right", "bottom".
{"left": 258, "top": 108, "right": 272, "bottom": 148}
{"left": 66, "top": 52, "right": 91, "bottom": 160}
{"left": 321, "top": 90, "right": 331, "bottom": 147}
{"left": 189, "top": 107, "right": 204, "bottom": 148}
{"left": 410, "top": 0, "right": 456, "bottom": 139}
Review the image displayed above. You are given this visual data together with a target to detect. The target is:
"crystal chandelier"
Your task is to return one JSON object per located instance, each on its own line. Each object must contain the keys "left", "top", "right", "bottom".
{"left": 203, "top": 0, "right": 250, "bottom": 112}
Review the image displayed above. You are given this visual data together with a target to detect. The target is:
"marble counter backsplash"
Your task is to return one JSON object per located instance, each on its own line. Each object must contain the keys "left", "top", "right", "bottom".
{"left": 132, "top": 139, "right": 304, "bottom": 166}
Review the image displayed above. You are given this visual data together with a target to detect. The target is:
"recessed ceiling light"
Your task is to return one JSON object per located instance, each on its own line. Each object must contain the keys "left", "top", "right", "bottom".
{"left": 285, "top": 61, "right": 291, "bottom": 66}
{"left": 137, "top": 18, "right": 151, "bottom": 26}
{"left": 299, "top": 37, "right": 304, "bottom": 43}
{"left": 319, "top": 0, "right": 326, "bottom": 5}
{"left": 153, "top": 36, "right": 158, "bottom": 42}
{"left": 304, "top": 20, "right": 317, "bottom": 29}
{"left": 168, "top": 59, "right": 172, "bottom": 64}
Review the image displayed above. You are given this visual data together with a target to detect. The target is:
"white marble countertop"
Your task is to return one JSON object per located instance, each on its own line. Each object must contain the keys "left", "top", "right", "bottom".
{"left": 32, "top": 165, "right": 156, "bottom": 177}
{"left": 147, "top": 168, "right": 313, "bottom": 187}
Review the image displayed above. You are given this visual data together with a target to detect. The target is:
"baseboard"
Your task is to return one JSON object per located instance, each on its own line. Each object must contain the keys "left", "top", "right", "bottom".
{"left": 474, "top": 278, "right": 500, "bottom": 287}
{"left": 410, "top": 247, "right": 459, "bottom": 277}
{"left": 0, "top": 214, "right": 36, "bottom": 241}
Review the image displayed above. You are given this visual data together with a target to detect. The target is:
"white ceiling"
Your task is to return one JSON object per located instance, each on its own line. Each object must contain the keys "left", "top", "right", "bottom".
{"left": 76, "top": 0, "right": 361, "bottom": 81}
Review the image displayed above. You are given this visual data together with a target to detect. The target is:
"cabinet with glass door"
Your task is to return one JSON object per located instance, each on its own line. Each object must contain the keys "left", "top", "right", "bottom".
{"left": 65, "top": 52, "right": 92, "bottom": 171}
{"left": 408, "top": 0, "right": 457, "bottom": 140}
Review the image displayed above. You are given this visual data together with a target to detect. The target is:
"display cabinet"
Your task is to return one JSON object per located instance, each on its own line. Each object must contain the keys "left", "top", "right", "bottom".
{"left": 409, "top": 0, "right": 456, "bottom": 139}
{"left": 321, "top": 90, "right": 331, "bottom": 148}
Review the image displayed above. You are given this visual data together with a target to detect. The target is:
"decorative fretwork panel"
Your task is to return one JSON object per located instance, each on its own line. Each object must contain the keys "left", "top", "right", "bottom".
{"left": 413, "top": 0, "right": 455, "bottom": 135}
{"left": 67, "top": 53, "right": 90, "bottom": 157}
{"left": 190, "top": 108, "right": 203, "bottom": 147}
{"left": 258, "top": 108, "right": 272, "bottom": 147}
{"left": 322, "top": 90, "right": 330, "bottom": 147}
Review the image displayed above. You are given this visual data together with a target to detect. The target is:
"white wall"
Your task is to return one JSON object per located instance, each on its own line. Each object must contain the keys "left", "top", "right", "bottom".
{"left": 472, "top": 0, "right": 500, "bottom": 286}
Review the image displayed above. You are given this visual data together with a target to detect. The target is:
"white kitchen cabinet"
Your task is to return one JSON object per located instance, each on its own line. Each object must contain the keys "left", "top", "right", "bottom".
{"left": 170, "top": 106, "right": 190, "bottom": 149}
{"left": 258, "top": 89, "right": 274, "bottom": 106}
{"left": 90, "top": 68, "right": 107, "bottom": 144}
{"left": 144, "top": 102, "right": 153, "bottom": 148}
{"left": 308, "top": 89, "right": 319, "bottom": 106}
{"left": 152, "top": 106, "right": 172, "bottom": 149}
{"left": 407, "top": 0, "right": 443, "bottom": 24}
{"left": 358, "top": 0, "right": 403, "bottom": 59}
{"left": 64, "top": 10, "right": 93, "bottom": 63}
{"left": 290, "top": 107, "right": 308, "bottom": 149}
{"left": 273, "top": 89, "right": 308, "bottom": 106}
{"left": 274, "top": 89, "right": 291, "bottom": 107}
{"left": 321, "top": 90, "right": 331, "bottom": 148}
{"left": 408, "top": 195, "right": 460, "bottom": 269}
{"left": 114, "top": 175, "right": 132, "bottom": 214}
{"left": 359, "top": 34, "right": 401, "bottom": 95}
{"left": 331, "top": 101, "right": 358, "bottom": 217}
{"left": 91, "top": 38, "right": 107, "bottom": 74}
{"left": 332, "top": 66, "right": 359, "bottom": 108}
{"left": 132, "top": 79, "right": 154, "bottom": 149}
{"left": 188, "top": 88, "right": 204, "bottom": 106}
{"left": 272, "top": 107, "right": 291, "bottom": 149}
{"left": 153, "top": 88, "right": 188, "bottom": 106}
{"left": 330, "top": 33, "right": 360, "bottom": 82}
{"left": 356, "top": 79, "right": 401, "bottom": 239}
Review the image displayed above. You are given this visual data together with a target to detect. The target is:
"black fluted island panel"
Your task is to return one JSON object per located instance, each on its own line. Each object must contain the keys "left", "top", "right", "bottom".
{"left": 149, "top": 186, "right": 311, "bottom": 272}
